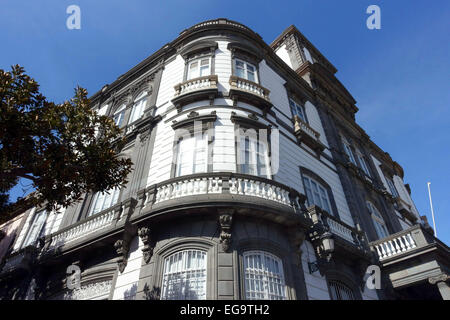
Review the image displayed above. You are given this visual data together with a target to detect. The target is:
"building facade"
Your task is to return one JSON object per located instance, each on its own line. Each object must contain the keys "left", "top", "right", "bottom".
{"left": 0, "top": 19, "right": 448, "bottom": 300}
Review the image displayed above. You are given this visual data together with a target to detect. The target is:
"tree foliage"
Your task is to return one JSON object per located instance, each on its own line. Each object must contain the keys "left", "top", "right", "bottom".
{"left": 0, "top": 65, "right": 132, "bottom": 223}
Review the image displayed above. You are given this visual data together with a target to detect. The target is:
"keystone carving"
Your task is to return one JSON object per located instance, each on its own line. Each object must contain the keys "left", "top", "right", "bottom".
{"left": 218, "top": 210, "right": 234, "bottom": 252}
{"left": 138, "top": 226, "right": 154, "bottom": 264}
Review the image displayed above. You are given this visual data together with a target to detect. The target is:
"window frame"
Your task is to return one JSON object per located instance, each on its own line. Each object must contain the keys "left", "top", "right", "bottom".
{"left": 366, "top": 201, "right": 389, "bottom": 239}
{"left": 302, "top": 175, "right": 333, "bottom": 214}
{"left": 342, "top": 138, "right": 357, "bottom": 165}
{"left": 289, "top": 98, "right": 308, "bottom": 123}
{"left": 328, "top": 280, "right": 357, "bottom": 300}
{"left": 174, "top": 131, "right": 210, "bottom": 177}
{"left": 386, "top": 177, "right": 399, "bottom": 198}
{"left": 242, "top": 250, "right": 287, "bottom": 300}
{"left": 113, "top": 104, "right": 126, "bottom": 128}
{"left": 21, "top": 209, "right": 47, "bottom": 248}
{"left": 128, "top": 91, "right": 148, "bottom": 125}
{"left": 356, "top": 152, "right": 371, "bottom": 177}
{"left": 160, "top": 249, "right": 208, "bottom": 300}
{"left": 186, "top": 56, "right": 212, "bottom": 80}
{"left": 233, "top": 58, "right": 258, "bottom": 83}
{"left": 87, "top": 188, "right": 121, "bottom": 217}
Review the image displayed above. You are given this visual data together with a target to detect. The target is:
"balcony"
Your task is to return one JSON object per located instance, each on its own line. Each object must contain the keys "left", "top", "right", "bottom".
{"left": 307, "top": 205, "right": 368, "bottom": 252}
{"left": 228, "top": 76, "right": 272, "bottom": 113}
{"left": 172, "top": 75, "right": 219, "bottom": 111}
{"left": 370, "top": 224, "right": 450, "bottom": 294}
{"left": 137, "top": 172, "right": 310, "bottom": 226}
{"left": 293, "top": 116, "right": 326, "bottom": 154}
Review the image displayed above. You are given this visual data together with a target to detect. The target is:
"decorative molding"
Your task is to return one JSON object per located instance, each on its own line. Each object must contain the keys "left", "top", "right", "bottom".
{"left": 63, "top": 280, "right": 112, "bottom": 300}
{"left": 114, "top": 239, "right": 128, "bottom": 273}
{"left": 218, "top": 209, "right": 234, "bottom": 252}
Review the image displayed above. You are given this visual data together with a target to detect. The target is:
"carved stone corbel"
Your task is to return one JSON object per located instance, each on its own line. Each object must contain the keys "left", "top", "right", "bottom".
{"left": 138, "top": 226, "right": 154, "bottom": 264}
{"left": 114, "top": 222, "right": 137, "bottom": 273}
{"left": 288, "top": 228, "right": 306, "bottom": 266}
{"left": 114, "top": 239, "right": 128, "bottom": 273}
{"left": 218, "top": 209, "right": 234, "bottom": 252}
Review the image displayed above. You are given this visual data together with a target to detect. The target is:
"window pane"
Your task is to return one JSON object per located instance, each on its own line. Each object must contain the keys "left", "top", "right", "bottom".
{"left": 244, "top": 251, "right": 286, "bottom": 300}
{"left": 23, "top": 210, "right": 46, "bottom": 247}
{"left": 161, "top": 250, "right": 207, "bottom": 300}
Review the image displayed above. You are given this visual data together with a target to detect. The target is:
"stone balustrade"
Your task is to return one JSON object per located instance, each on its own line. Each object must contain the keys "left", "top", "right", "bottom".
{"left": 371, "top": 229, "right": 417, "bottom": 261}
{"left": 229, "top": 75, "right": 270, "bottom": 102}
{"left": 173, "top": 75, "right": 218, "bottom": 98}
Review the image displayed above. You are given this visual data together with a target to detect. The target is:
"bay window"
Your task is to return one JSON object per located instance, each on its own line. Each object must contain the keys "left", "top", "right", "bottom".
{"left": 243, "top": 251, "right": 286, "bottom": 300}
{"left": 88, "top": 188, "right": 120, "bottom": 216}
{"left": 235, "top": 59, "right": 257, "bottom": 82}
{"left": 161, "top": 249, "right": 207, "bottom": 300}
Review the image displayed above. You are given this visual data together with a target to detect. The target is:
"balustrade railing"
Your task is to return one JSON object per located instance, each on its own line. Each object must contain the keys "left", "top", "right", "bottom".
{"left": 146, "top": 173, "right": 303, "bottom": 213}
{"left": 49, "top": 206, "right": 117, "bottom": 249}
{"left": 371, "top": 229, "right": 417, "bottom": 261}
{"left": 229, "top": 76, "right": 270, "bottom": 102}
{"left": 293, "top": 115, "right": 320, "bottom": 141}
{"left": 173, "top": 75, "right": 218, "bottom": 98}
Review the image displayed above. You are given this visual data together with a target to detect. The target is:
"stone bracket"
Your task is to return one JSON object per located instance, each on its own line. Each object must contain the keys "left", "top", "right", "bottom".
{"left": 138, "top": 226, "right": 154, "bottom": 264}
{"left": 218, "top": 209, "right": 234, "bottom": 252}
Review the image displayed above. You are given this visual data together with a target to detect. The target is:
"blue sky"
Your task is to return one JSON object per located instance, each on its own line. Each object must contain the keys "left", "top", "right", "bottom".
{"left": 1, "top": 1, "right": 449, "bottom": 244}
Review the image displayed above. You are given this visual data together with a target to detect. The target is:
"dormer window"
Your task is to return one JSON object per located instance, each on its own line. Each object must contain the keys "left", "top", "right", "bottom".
{"left": 235, "top": 59, "right": 257, "bottom": 83}
{"left": 129, "top": 92, "right": 148, "bottom": 124}
{"left": 187, "top": 57, "right": 211, "bottom": 80}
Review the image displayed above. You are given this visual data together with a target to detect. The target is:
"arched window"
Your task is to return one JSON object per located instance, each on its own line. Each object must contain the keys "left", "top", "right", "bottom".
{"left": 243, "top": 251, "right": 286, "bottom": 300}
{"left": 113, "top": 104, "right": 126, "bottom": 128}
{"left": 366, "top": 201, "right": 389, "bottom": 239}
{"left": 161, "top": 249, "right": 207, "bottom": 300}
{"left": 328, "top": 280, "right": 356, "bottom": 300}
{"left": 129, "top": 92, "right": 148, "bottom": 124}
{"left": 88, "top": 188, "right": 120, "bottom": 217}
{"left": 302, "top": 175, "right": 332, "bottom": 213}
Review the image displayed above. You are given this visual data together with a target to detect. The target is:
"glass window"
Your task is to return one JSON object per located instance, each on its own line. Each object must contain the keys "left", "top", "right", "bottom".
{"left": 329, "top": 280, "right": 356, "bottom": 300}
{"left": 129, "top": 92, "right": 147, "bottom": 124}
{"left": 239, "top": 134, "right": 270, "bottom": 178}
{"left": 366, "top": 201, "right": 389, "bottom": 239}
{"left": 289, "top": 99, "right": 306, "bottom": 123}
{"left": 303, "top": 176, "right": 332, "bottom": 213}
{"left": 89, "top": 188, "right": 120, "bottom": 216}
{"left": 243, "top": 251, "right": 286, "bottom": 300}
{"left": 187, "top": 57, "right": 211, "bottom": 80}
{"left": 161, "top": 249, "right": 207, "bottom": 300}
{"left": 386, "top": 178, "right": 399, "bottom": 198}
{"left": 175, "top": 132, "right": 208, "bottom": 177}
{"left": 22, "top": 210, "right": 46, "bottom": 248}
{"left": 113, "top": 104, "right": 126, "bottom": 128}
{"left": 357, "top": 153, "right": 371, "bottom": 177}
{"left": 235, "top": 59, "right": 257, "bottom": 82}
{"left": 342, "top": 138, "right": 356, "bottom": 165}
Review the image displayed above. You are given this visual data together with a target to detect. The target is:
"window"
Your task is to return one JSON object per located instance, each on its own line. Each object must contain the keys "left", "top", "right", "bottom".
{"left": 243, "top": 251, "right": 286, "bottom": 300}
{"left": 113, "top": 104, "right": 126, "bottom": 128}
{"left": 235, "top": 59, "right": 257, "bottom": 82}
{"left": 88, "top": 188, "right": 120, "bottom": 216}
{"left": 357, "top": 153, "right": 371, "bottom": 177}
{"left": 329, "top": 280, "right": 356, "bottom": 300}
{"left": 342, "top": 138, "right": 356, "bottom": 165}
{"left": 161, "top": 249, "right": 207, "bottom": 300}
{"left": 366, "top": 201, "right": 389, "bottom": 239}
{"left": 22, "top": 210, "right": 46, "bottom": 248}
{"left": 302, "top": 176, "right": 332, "bottom": 213}
{"left": 175, "top": 132, "right": 208, "bottom": 177}
{"left": 238, "top": 134, "right": 270, "bottom": 178}
{"left": 187, "top": 57, "right": 211, "bottom": 80}
{"left": 128, "top": 92, "right": 147, "bottom": 124}
{"left": 289, "top": 99, "right": 307, "bottom": 123}
{"left": 386, "top": 178, "right": 399, "bottom": 198}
